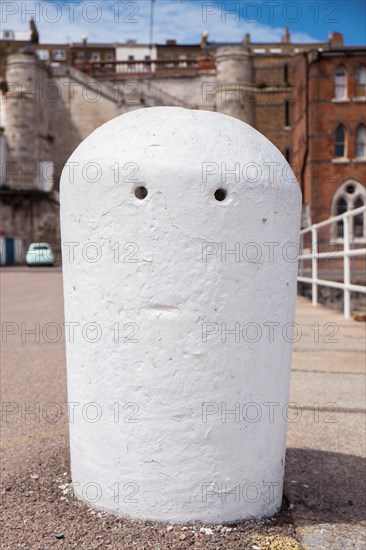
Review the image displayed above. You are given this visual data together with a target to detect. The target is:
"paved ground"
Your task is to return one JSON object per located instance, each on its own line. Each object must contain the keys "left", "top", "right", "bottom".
{"left": 1, "top": 269, "right": 365, "bottom": 549}
{"left": 287, "top": 297, "right": 366, "bottom": 550}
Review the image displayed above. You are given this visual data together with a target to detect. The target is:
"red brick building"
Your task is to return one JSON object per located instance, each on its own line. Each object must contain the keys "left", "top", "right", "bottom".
{"left": 292, "top": 44, "right": 366, "bottom": 239}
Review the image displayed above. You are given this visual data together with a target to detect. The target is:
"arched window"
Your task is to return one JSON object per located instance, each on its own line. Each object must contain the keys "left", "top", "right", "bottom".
{"left": 336, "top": 197, "right": 347, "bottom": 237}
{"left": 355, "top": 124, "right": 366, "bottom": 158}
{"left": 356, "top": 65, "right": 366, "bottom": 97}
{"left": 354, "top": 196, "right": 365, "bottom": 237}
{"left": 334, "top": 65, "right": 347, "bottom": 99}
{"left": 335, "top": 124, "right": 346, "bottom": 157}
{"left": 332, "top": 181, "right": 366, "bottom": 240}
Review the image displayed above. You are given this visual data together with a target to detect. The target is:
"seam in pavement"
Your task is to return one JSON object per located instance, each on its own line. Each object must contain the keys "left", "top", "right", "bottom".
{"left": 292, "top": 369, "right": 365, "bottom": 375}
{"left": 289, "top": 404, "right": 366, "bottom": 414}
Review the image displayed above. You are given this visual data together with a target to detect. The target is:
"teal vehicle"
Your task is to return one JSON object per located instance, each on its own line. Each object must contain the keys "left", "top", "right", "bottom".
{"left": 26, "top": 243, "right": 54, "bottom": 266}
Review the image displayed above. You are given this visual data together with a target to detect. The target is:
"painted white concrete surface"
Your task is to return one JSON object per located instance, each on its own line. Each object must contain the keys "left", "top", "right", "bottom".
{"left": 60, "top": 107, "right": 302, "bottom": 523}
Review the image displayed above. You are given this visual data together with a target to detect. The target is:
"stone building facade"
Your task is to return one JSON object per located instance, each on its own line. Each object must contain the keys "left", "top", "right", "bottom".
{"left": 0, "top": 26, "right": 365, "bottom": 262}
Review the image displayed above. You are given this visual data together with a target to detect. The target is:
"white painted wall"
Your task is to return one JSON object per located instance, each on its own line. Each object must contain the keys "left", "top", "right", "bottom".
{"left": 116, "top": 44, "right": 157, "bottom": 61}
{"left": 61, "top": 107, "right": 302, "bottom": 523}
{"left": 116, "top": 44, "right": 157, "bottom": 73}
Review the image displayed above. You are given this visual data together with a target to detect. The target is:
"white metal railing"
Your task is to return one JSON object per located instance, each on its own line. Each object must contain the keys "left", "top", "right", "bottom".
{"left": 298, "top": 206, "right": 366, "bottom": 319}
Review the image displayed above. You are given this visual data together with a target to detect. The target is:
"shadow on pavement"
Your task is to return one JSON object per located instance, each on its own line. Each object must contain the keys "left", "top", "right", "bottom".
{"left": 284, "top": 448, "right": 366, "bottom": 524}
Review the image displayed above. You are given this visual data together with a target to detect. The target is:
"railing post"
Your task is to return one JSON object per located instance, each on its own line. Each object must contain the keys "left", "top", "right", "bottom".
{"left": 343, "top": 216, "right": 351, "bottom": 319}
{"left": 297, "top": 207, "right": 366, "bottom": 316}
{"left": 311, "top": 226, "right": 318, "bottom": 306}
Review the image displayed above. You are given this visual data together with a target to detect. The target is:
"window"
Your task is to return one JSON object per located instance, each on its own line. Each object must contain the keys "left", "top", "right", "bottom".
{"left": 164, "top": 54, "right": 174, "bottom": 68}
{"left": 285, "top": 101, "right": 290, "bottom": 127}
{"left": 105, "top": 53, "right": 114, "bottom": 61}
{"left": 37, "top": 49, "right": 49, "bottom": 61}
{"left": 178, "top": 55, "right": 187, "bottom": 68}
{"left": 332, "top": 181, "right": 366, "bottom": 240}
{"left": 128, "top": 55, "right": 135, "bottom": 61}
{"left": 356, "top": 124, "right": 366, "bottom": 158}
{"left": 354, "top": 197, "right": 365, "bottom": 237}
{"left": 335, "top": 124, "right": 346, "bottom": 157}
{"left": 284, "top": 63, "right": 288, "bottom": 83}
{"left": 356, "top": 65, "right": 366, "bottom": 97}
{"left": 52, "top": 49, "right": 66, "bottom": 61}
{"left": 90, "top": 52, "right": 101, "bottom": 62}
{"left": 336, "top": 197, "right": 347, "bottom": 237}
{"left": 334, "top": 65, "right": 347, "bottom": 99}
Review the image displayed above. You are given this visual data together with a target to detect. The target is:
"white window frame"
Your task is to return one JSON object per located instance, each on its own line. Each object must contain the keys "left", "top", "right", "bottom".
{"left": 332, "top": 180, "right": 366, "bottom": 242}
{"left": 356, "top": 65, "right": 366, "bottom": 97}
{"left": 334, "top": 124, "right": 346, "bottom": 158}
{"left": 355, "top": 124, "right": 366, "bottom": 159}
{"left": 52, "top": 49, "right": 66, "bottom": 61}
{"left": 334, "top": 65, "right": 347, "bottom": 99}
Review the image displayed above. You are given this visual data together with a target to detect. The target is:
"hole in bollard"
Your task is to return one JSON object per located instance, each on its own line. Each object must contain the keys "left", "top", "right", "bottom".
{"left": 135, "top": 186, "right": 148, "bottom": 200}
{"left": 214, "top": 188, "right": 227, "bottom": 202}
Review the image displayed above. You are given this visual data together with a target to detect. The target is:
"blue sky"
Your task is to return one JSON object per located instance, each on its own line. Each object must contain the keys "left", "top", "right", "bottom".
{"left": 2, "top": 0, "right": 365, "bottom": 45}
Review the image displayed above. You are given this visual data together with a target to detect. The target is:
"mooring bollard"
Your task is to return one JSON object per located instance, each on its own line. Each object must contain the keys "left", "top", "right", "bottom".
{"left": 60, "top": 107, "right": 302, "bottom": 524}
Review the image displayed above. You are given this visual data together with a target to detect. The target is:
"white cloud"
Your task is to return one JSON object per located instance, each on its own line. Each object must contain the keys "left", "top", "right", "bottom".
{"left": 1, "top": 0, "right": 318, "bottom": 44}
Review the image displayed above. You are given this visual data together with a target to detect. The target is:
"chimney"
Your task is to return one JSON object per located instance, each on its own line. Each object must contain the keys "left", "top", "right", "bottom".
{"left": 282, "top": 27, "right": 290, "bottom": 43}
{"left": 328, "top": 32, "right": 344, "bottom": 48}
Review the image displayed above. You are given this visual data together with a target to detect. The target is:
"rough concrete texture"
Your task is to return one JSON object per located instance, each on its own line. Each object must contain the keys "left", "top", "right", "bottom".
{"left": 60, "top": 107, "right": 301, "bottom": 523}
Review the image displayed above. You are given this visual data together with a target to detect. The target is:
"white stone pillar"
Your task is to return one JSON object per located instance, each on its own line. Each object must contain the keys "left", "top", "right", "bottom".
{"left": 60, "top": 107, "right": 302, "bottom": 524}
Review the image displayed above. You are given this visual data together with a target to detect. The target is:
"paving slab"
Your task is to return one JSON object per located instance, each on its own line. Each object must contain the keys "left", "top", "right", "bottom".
{"left": 292, "top": 350, "right": 365, "bottom": 374}
{"left": 290, "top": 370, "right": 365, "bottom": 411}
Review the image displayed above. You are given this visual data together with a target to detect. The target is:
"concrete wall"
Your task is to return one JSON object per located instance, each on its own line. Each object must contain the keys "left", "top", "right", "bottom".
{"left": 0, "top": 193, "right": 60, "bottom": 258}
{"left": 50, "top": 66, "right": 133, "bottom": 186}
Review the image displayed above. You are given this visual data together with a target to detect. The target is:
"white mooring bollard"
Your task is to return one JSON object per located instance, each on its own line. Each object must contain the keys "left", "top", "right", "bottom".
{"left": 60, "top": 107, "right": 302, "bottom": 524}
